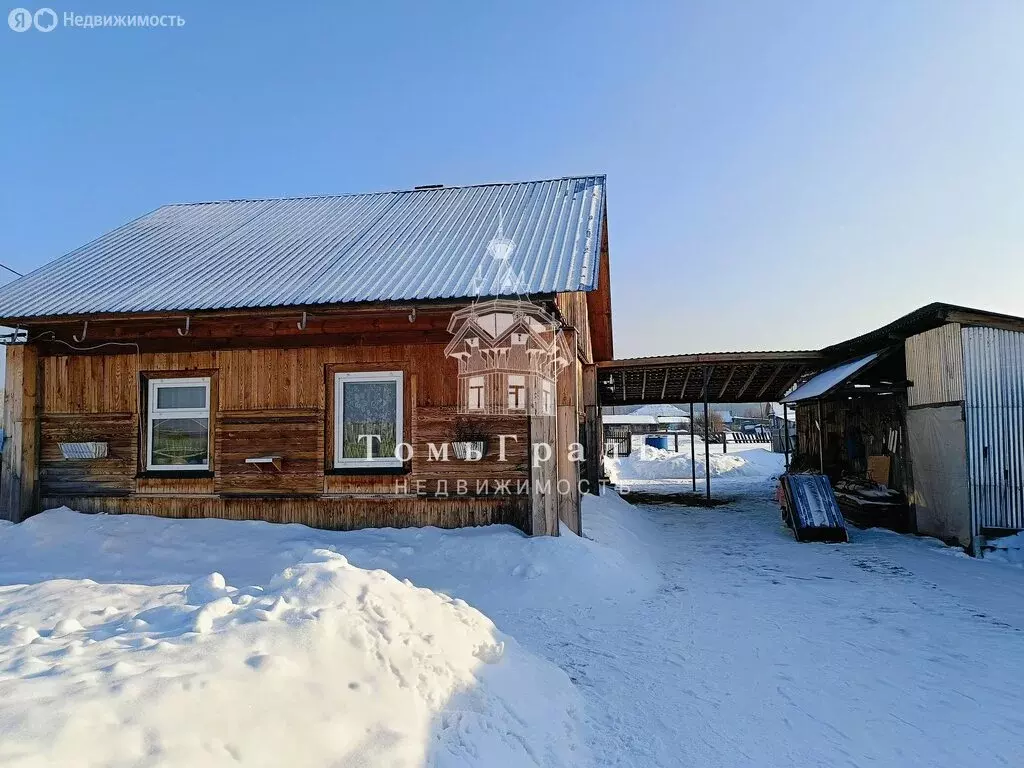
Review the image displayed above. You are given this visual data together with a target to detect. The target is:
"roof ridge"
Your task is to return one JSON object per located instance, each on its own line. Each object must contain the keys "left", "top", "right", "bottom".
{"left": 162, "top": 174, "right": 607, "bottom": 208}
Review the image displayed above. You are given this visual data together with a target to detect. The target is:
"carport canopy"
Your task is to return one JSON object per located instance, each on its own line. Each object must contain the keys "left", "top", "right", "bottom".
{"left": 596, "top": 351, "right": 824, "bottom": 406}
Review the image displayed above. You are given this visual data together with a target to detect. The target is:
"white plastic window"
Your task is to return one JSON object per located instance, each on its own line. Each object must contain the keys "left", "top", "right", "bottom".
{"left": 334, "top": 371, "right": 404, "bottom": 468}
{"left": 147, "top": 377, "right": 211, "bottom": 471}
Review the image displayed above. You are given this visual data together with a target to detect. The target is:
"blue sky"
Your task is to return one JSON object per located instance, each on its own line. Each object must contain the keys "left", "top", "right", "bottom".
{"left": 1, "top": 1, "right": 1022, "bottom": 357}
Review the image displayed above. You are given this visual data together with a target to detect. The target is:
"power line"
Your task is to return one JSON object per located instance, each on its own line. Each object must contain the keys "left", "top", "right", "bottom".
{"left": 0, "top": 263, "right": 23, "bottom": 277}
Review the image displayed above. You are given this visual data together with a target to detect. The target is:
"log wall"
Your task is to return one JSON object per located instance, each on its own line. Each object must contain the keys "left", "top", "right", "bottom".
{"left": 30, "top": 341, "right": 538, "bottom": 532}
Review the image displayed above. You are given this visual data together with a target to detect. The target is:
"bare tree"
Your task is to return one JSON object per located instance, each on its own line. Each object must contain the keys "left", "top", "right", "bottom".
{"left": 691, "top": 410, "right": 725, "bottom": 436}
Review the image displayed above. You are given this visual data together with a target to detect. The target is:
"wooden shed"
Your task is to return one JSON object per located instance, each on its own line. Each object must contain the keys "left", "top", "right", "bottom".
{"left": 786, "top": 303, "right": 1024, "bottom": 552}
{"left": 0, "top": 177, "right": 613, "bottom": 536}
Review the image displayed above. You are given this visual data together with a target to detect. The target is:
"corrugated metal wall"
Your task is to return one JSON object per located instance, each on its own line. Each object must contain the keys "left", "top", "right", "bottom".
{"left": 962, "top": 326, "right": 1024, "bottom": 531}
{"left": 905, "top": 323, "right": 964, "bottom": 406}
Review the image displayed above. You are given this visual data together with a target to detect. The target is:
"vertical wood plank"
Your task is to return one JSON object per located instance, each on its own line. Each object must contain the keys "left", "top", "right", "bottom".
{"left": 1, "top": 344, "right": 40, "bottom": 522}
{"left": 582, "top": 364, "right": 602, "bottom": 499}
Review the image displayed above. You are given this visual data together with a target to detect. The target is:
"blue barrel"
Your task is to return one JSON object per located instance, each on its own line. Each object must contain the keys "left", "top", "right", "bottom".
{"left": 645, "top": 435, "right": 671, "bottom": 450}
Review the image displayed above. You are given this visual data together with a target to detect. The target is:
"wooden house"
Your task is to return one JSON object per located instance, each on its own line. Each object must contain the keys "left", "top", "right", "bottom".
{"left": 0, "top": 177, "right": 614, "bottom": 536}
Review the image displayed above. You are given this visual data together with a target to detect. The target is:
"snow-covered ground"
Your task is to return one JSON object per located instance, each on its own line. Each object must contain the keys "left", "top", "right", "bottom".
{"left": 0, "top": 514, "right": 592, "bottom": 767}
{"left": 607, "top": 439, "right": 782, "bottom": 494}
{"left": 3, "top": 445, "right": 1024, "bottom": 767}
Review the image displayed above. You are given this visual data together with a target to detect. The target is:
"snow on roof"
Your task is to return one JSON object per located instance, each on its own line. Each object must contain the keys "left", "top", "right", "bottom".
{"left": 603, "top": 414, "right": 659, "bottom": 425}
{"left": 784, "top": 353, "right": 879, "bottom": 403}
{"left": 631, "top": 404, "right": 690, "bottom": 418}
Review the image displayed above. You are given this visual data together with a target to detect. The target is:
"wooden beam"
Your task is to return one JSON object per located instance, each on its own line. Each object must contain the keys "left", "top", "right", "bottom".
{"left": 736, "top": 364, "right": 761, "bottom": 400}
{"left": 699, "top": 366, "right": 715, "bottom": 401}
{"left": 640, "top": 370, "right": 648, "bottom": 400}
{"left": 717, "top": 366, "right": 738, "bottom": 400}
{"left": 659, "top": 368, "right": 669, "bottom": 401}
{"left": 598, "top": 350, "right": 822, "bottom": 370}
{"left": 755, "top": 363, "right": 787, "bottom": 400}
{"left": 0, "top": 297, "right": 504, "bottom": 329}
{"left": 582, "top": 365, "right": 601, "bottom": 498}
{"left": 679, "top": 367, "right": 693, "bottom": 400}
{"left": 36, "top": 329, "right": 454, "bottom": 357}
{"left": 777, "top": 365, "right": 808, "bottom": 400}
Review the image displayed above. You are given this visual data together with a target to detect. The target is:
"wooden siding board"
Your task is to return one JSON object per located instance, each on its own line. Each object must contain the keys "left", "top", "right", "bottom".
{"left": 216, "top": 408, "right": 324, "bottom": 496}
{"left": 39, "top": 413, "right": 137, "bottom": 496}
{"left": 32, "top": 337, "right": 534, "bottom": 529}
{"left": 40, "top": 494, "right": 530, "bottom": 532}
{"left": 905, "top": 324, "right": 964, "bottom": 407}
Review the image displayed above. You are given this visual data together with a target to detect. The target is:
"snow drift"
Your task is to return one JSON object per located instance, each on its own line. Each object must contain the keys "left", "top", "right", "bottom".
{"left": 606, "top": 444, "right": 779, "bottom": 485}
{"left": 986, "top": 530, "right": 1024, "bottom": 566}
{"left": 0, "top": 512, "right": 586, "bottom": 768}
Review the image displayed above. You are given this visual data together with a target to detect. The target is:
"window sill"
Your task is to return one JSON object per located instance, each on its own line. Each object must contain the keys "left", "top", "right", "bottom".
{"left": 137, "top": 470, "right": 215, "bottom": 480}
{"left": 327, "top": 466, "right": 410, "bottom": 476}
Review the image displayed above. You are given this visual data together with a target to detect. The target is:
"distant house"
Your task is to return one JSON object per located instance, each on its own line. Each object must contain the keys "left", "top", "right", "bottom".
{"left": 0, "top": 177, "right": 613, "bottom": 536}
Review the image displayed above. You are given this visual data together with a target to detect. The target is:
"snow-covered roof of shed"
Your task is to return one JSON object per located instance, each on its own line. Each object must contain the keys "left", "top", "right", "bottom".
{"left": 783, "top": 353, "right": 879, "bottom": 403}
{"left": 602, "top": 414, "right": 659, "bottom": 425}
{"left": 631, "top": 404, "right": 690, "bottom": 418}
{"left": 0, "top": 176, "right": 606, "bottom": 320}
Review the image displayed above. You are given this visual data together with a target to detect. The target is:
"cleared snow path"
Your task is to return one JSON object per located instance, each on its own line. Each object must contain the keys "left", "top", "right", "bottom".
{"left": 566, "top": 484, "right": 1024, "bottom": 768}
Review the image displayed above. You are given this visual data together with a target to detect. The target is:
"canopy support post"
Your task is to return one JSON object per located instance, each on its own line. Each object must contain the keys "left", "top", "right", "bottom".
{"left": 703, "top": 366, "right": 711, "bottom": 502}
{"left": 690, "top": 402, "right": 696, "bottom": 492}
{"left": 783, "top": 402, "right": 791, "bottom": 470}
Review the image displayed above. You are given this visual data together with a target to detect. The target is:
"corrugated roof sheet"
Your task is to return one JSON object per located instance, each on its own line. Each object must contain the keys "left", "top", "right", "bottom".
{"left": 0, "top": 176, "right": 606, "bottom": 320}
{"left": 783, "top": 353, "right": 879, "bottom": 403}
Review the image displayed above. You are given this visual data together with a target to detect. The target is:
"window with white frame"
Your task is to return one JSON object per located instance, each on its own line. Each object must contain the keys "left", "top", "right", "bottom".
{"left": 334, "top": 371, "right": 404, "bottom": 468}
{"left": 147, "top": 377, "right": 211, "bottom": 470}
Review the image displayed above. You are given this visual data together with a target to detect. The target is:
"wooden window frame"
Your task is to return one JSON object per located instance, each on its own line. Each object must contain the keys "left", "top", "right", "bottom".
{"left": 332, "top": 370, "right": 405, "bottom": 470}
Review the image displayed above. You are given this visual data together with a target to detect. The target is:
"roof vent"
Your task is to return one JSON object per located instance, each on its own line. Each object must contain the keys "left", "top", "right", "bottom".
{"left": 414, "top": 184, "right": 444, "bottom": 190}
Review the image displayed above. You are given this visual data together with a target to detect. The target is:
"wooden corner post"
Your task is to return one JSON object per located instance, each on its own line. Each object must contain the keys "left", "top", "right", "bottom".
{"left": 582, "top": 364, "right": 602, "bottom": 497}
{"left": 1, "top": 343, "right": 40, "bottom": 523}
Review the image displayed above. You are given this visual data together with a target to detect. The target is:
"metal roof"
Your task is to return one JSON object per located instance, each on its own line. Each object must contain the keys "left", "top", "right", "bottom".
{"left": 0, "top": 176, "right": 606, "bottom": 321}
{"left": 820, "top": 302, "right": 1024, "bottom": 361}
